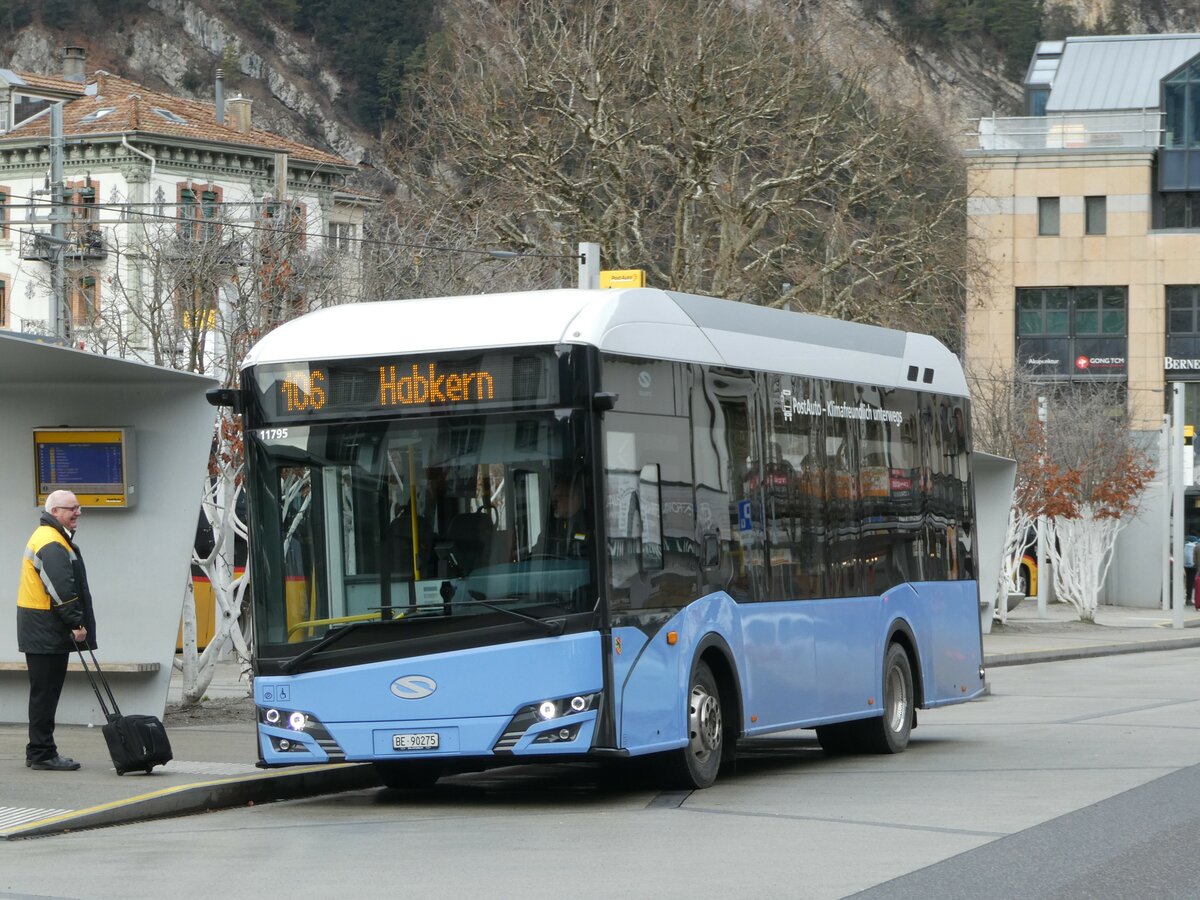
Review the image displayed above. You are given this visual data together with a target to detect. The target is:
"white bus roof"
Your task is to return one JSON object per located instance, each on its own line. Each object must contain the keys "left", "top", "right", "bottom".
{"left": 244, "top": 288, "right": 967, "bottom": 397}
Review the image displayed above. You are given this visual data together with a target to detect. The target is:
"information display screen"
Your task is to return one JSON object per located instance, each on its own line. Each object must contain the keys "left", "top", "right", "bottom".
{"left": 33, "top": 428, "right": 135, "bottom": 508}
{"left": 250, "top": 349, "right": 562, "bottom": 423}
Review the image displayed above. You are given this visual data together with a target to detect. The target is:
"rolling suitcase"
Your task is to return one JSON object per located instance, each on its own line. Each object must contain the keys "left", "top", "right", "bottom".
{"left": 75, "top": 644, "right": 173, "bottom": 775}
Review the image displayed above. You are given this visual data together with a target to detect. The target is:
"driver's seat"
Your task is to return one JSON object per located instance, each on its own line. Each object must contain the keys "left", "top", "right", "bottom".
{"left": 447, "top": 509, "right": 494, "bottom": 574}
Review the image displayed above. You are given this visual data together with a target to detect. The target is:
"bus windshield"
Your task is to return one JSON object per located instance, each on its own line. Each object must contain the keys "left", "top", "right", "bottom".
{"left": 248, "top": 410, "right": 597, "bottom": 661}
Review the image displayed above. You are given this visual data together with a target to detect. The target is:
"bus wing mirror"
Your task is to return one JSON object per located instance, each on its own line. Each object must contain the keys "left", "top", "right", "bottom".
{"left": 207, "top": 387, "right": 240, "bottom": 409}
{"left": 702, "top": 533, "right": 720, "bottom": 568}
{"left": 592, "top": 392, "right": 618, "bottom": 412}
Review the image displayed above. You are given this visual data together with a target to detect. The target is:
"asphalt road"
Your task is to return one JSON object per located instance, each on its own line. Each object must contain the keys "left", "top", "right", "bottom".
{"left": 3, "top": 648, "right": 1200, "bottom": 900}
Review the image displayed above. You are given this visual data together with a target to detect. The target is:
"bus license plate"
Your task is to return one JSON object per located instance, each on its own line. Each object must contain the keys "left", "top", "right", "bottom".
{"left": 393, "top": 732, "right": 439, "bottom": 751}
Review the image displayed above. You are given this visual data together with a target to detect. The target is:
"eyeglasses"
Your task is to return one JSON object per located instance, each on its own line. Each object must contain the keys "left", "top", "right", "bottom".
{"left": 55, "top": 505, "right": 82, "bottom": 513}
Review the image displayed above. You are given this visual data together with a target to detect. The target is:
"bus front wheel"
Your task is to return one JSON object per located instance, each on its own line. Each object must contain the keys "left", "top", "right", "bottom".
{"left": 661, "top": 660, "right": 724, "bottom": 789}
{"left": 860, "top": 642, "right": 914, "bottom": 754}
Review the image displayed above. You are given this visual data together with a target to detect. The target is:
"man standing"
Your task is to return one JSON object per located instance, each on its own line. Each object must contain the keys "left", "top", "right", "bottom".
{"left": 17, "top": 490, "right": 96, "bottom": 771}
{"left": 1185, "top": 535, "right": 1198, "bottom": 608}
{"left": 543, "top": 476, "right": 587, "bottom": 558}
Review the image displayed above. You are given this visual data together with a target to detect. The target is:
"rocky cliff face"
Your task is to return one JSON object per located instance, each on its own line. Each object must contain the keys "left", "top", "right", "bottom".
{"left": 5, "top": 0, "right": 1197, "bottom": 172}
{"left": 6, "top": 0, "right": 371, "bottom": 165}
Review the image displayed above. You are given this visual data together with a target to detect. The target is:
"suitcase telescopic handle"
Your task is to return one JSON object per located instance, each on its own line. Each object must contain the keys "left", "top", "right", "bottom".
{"left": 73, "top": 639, "right": 123, "bottom": 722}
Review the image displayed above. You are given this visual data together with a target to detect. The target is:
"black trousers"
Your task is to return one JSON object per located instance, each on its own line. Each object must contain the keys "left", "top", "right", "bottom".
{"left": 1187, "top": 567, "right": 1196, "bottom": 603}
{"left": 25, "top": 652, "right": 69, "bottom": 763}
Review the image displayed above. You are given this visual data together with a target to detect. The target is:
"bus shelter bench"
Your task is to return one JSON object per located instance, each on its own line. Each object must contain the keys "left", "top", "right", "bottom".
{"left": 0, "top": 660, "right": 160, "bottom": 674}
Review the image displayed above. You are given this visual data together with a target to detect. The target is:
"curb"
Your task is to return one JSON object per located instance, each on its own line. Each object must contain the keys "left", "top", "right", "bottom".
{"left": 985, "top": 634, "right": 1200, "bottom": 668}
{"left": 1, "top": 762, "right": 381, "bottom": 840}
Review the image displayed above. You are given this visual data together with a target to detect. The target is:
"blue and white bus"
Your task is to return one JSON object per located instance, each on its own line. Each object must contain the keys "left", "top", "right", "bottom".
{"left": 229, "top": 287, "right": 985, "bottom": 789}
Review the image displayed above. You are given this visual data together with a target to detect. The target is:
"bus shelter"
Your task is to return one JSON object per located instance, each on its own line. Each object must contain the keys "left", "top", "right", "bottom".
{"left": 0, "top": 334, "right": 215, "bottom": 725}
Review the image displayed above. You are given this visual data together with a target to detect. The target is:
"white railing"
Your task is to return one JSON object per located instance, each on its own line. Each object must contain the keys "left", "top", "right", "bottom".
{"left": 974, "top": 110, "right": 1162, "bottom": 152}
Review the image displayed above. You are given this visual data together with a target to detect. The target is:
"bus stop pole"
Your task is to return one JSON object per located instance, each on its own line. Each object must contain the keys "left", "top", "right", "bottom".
{"left": 1036, "top": 395, "right": 1047, "bottom": 618}
{"left": 578, "top": 242, "right": 600, "bottom": 290}
{"left": 1174, "top": 383, "right": 1186, "bottom": 629}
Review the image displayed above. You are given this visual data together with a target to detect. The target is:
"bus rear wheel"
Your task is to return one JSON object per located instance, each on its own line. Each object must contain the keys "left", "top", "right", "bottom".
{"left": 860, "top": 643, "right": 914, "bottom": 754}
{"left": 661, "top": 660, "right": 724, "bottom": 790}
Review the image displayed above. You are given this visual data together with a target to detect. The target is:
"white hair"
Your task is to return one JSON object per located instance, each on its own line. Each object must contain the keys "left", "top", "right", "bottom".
{"left": 44, "top": 490, "right": 76, "bottom": 513}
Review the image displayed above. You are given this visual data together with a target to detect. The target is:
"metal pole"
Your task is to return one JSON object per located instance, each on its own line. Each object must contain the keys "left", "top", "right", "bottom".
{"left": 578, "top": 241, "right": 600, "bottom": 290}
{"left": 1173, "top": 383, "right": 1185, "bottom": 629}
{"left": 1036, "top": 395, "right": 1048, "bottom": 618}
{"left": 1162, "top": 414, "right": 1172, "bottom": 612}
{"left": 50, "top": 103, "right": 67, "bottom": 341}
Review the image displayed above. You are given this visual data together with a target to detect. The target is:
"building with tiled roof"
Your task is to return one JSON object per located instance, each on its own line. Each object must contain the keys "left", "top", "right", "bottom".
{"left": 0, "top": 47, "right": 375, "bottom": 372}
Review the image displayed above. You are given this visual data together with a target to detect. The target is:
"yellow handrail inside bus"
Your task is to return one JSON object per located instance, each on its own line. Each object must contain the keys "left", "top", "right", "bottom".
{"left": 288, "top": 611, "right": 387, "bottom": 639}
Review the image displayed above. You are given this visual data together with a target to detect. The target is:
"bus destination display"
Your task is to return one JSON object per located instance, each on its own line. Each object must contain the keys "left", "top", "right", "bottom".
{"left": 255, "top": 351, "right": 559, "bottom": 422}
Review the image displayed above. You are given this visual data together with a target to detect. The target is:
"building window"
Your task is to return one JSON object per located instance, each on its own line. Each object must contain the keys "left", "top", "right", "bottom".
{"left": 1018, "top": 287, "right": 1069, "bottom": 337}
{"left": 1164, "top": 57, "right": 1200, "bottom": 149}
{"left": 1016, "top": 286, "right": 1127, "bottom": 380}
{"left": 0, "top": 187, "right": 10, "bottom": 239}
{"left": 1161, "top": 192, "right": 1200, "bottom": 229}
{"left": 1084, "top": 196, "right": 1107, "bottom": 235}
{"left": 1167, "top": 285, "right": 1200, "bottom": 372}
{"left": 65, "top": 179, "right": 98, "bottom": 227}
{"left": 326, "top": 221, "right": 356, "bottom": 253}
{"left": 178, "top": 183, "right": 222, "bottom": 241}
{"left": 1161, "top": 55, "right": 1200, "bottom": 191}
{"left": 12, "top": 93, "right": 52, "bottom": 128}
{"left": 1038, "top": 197, "right": 1060, "bottom": 236}
{"left": 0, "top": 276, "right": 7, "bottom": 327}
{"left": 70, "top": 274, "right": 99, "bottom": 327}
{"left": 177, "top": 283, "right": 218, "bottom": 331}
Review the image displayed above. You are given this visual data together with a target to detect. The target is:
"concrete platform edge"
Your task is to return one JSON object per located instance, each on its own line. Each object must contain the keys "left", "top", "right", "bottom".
{"left": 985, "top": 633, "right": 1200, "bottom": 668}
{"left": 1, "top": 762, "right": 381, "bottom": 840}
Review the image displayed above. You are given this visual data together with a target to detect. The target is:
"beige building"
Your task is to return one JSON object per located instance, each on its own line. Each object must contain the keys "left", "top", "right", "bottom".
{"left": 965, "top": 34, "right": 1200, "bottom": 603}
{"left": 967, "top": 34, "right": 1200, "bottom": 435}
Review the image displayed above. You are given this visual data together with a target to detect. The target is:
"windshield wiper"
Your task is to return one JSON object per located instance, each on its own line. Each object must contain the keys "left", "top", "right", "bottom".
{"left": 457, "top": 591, "right": 565, "bottom": 636}
{"left": 279, "top": 618, "right": 395, "bottom": 674}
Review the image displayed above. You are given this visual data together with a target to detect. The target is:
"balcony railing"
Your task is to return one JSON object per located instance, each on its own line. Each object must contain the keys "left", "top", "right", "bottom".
{"left": 19, "top": 227, "right": 107, "bottom": 261}
{"left": 973, "top": 111, "right": 1163, "bottom": 152}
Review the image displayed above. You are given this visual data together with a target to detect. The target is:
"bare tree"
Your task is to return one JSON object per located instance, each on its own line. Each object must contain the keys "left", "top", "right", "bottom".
{"left": 382, "top": 0, "right": 971, "bottom": 347}
{"left": 66, "top": 197, "right": 367, "bottom": 701}
{"left": 1021, "top": 383, "right": 1153, "bottom": 622}
{"left": 967, "top": 364, "right": 1043, "bottom": 621}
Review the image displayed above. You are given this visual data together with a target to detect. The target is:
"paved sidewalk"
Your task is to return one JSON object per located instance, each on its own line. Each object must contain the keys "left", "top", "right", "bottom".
{"left": 5, "top": 601, "right": 1200, "bottom": 840}
{"left": 984, "top": 599, "right": 1200, "bottom": 666}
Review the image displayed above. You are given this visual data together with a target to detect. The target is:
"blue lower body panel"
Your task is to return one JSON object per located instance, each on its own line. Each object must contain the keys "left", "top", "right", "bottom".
{"left": 254, "top": 633, "right": 603, "bottom": 766}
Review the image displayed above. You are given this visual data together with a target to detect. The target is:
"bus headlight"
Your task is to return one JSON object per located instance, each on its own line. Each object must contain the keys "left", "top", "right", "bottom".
{"left": 494, "top": 693, "right": 601, "bottom": 754}
{"left": 536, "top": 693, "right": 598, "bottom": 721}
{"left": 289, "top": 711, "right": 308, "bottom": 731}
{"left": 264, "top": 708, "right": 281, "bottom": 725}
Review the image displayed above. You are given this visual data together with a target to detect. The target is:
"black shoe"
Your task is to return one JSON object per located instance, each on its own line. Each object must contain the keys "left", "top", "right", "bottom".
{"left": 29, "top": 755, "right": 81, "bottom": 771}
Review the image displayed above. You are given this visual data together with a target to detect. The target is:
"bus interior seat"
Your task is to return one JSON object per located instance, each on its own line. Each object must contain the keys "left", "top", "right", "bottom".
{"left": 446, "top": 509, "right": 495, "bottom": 574}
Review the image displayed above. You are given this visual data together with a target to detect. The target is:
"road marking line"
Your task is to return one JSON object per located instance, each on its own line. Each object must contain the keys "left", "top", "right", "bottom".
{"left": 0, "top": 806, "right": 72, "bottom": 829}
